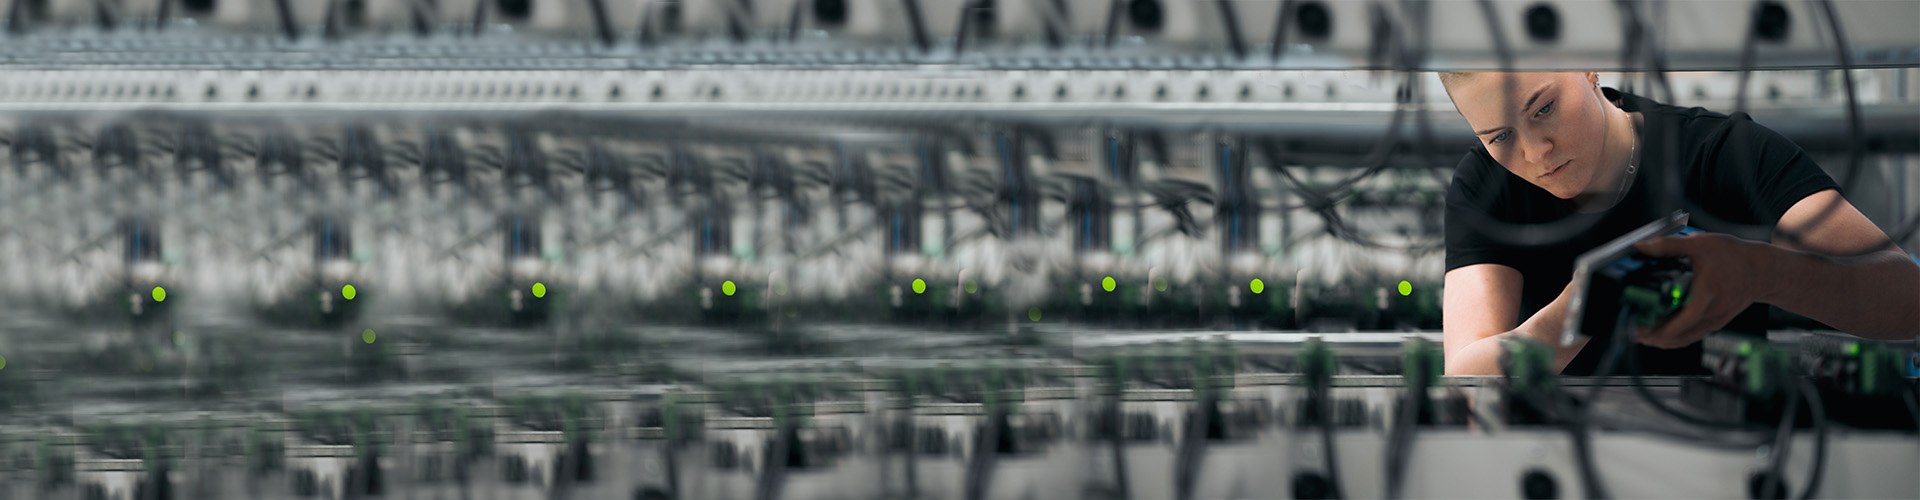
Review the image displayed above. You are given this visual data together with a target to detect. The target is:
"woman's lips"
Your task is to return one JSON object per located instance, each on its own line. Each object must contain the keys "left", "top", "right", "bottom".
{"left": 1540, "top": 160, "right": 1570, "bottom": 179}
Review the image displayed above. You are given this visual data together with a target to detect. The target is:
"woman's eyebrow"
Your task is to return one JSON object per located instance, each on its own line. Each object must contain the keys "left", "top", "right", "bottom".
{"left": 1473, "top": 83, "right": 1553, "bottom": 136}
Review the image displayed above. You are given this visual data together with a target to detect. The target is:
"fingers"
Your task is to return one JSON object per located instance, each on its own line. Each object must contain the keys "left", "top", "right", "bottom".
{"left": 1640, "top": 292, "right": 1747, "bottom": 349}
{"left": 1633, "top": 234, "right": 1697, "bottom": 257}
{"left": 1641, "top": 292, "right": 1713, "bottom": 349}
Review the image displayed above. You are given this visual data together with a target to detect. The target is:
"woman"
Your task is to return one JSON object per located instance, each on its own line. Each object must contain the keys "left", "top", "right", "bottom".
{"left": 1438, "top": 71, "right": 1917, "bottom": 375}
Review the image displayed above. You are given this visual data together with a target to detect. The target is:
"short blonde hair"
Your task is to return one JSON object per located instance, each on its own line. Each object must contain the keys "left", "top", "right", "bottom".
{"left": 1438, "top": 72, "right": 1475, "bottom": 89}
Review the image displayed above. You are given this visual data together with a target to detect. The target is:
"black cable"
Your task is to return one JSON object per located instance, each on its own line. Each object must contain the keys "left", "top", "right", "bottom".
{"left": 636, "top": 0, "right": 666, "bottom": 45}
{"left": 1268, "top": 0, "right": 1294, "bottom": 61}
{"left": 1794, "top": 377, "right": 1828, "bottom": 500}
{"left": 1314, "top": 384, "right": 1346, "bottom": 500}
{"left": 962, "top": 403, "right": 1002, "bottom": 500}
{"left": 725, "top": 0, "right": 751, "bottom": 44}
{"left": 1106, "top": 394, "right": 1132, "bottom": 500}
{"left": 1624, "top": 345, "right": 1769, "bottom": 434}
{"left": 1905, "top": 387, "right": 1920, "bottom": 432}
{"left": 1517, "top": 389, "right": 1609, "bottom": 500}
{"left": 586, "top": 0, "right": 615, "bottom": 47}
{"left": 952, "top": 0, "right": 990, "bottom": 54}
{"left": 5, "top": 0, "right": 25, "bottom": 35}
{"left": 1039, "top": 0, "right": 1067, "bottom": 49}
{"left": 1732, "top": 1, "right": 1766, "bottom": 115}
{"left": 1382, "top": 375, "right": 1423, "bottom": 499}
{"left": 1509, "top": 318, "right": 1622, "bottom": 500}
{"left": 1173, "top": 393, "right": 1210, "bottom": 500}
{"left": 321, "top": 0, "right": 345, "bottom": 40}
{"left": 1561, "top": 316, "right": 1771, "bottom": 462}
{"left": 1763, "top": 374, "right": 1804, "bottom": 500}
{"left": 469, "top": 0, "right": 488, "bottom": 35}
{"left": 155, "top": 0, "right": 172, "bottom": 30}
{"left": 95, "top": 0, "right": 118, "bottom": 31}
{"left": 899, "top": 0, "right": 931, "bottom": 53}
{"left": 785, "top": 0, "right": 806, "bottom": 41}
{"left": 1212, "top": 0, "right": 1247, "bottom": 60}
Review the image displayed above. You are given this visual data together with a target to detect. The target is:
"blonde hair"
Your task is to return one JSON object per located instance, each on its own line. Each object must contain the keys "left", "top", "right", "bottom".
{"left": 1438, "top": 72, "right": 1475, "bottom": 89}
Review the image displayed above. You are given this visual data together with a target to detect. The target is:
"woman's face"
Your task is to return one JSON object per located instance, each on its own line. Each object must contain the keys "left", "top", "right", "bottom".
{"left": 1448, "top": 72, "right": 1615, "bottom": 200}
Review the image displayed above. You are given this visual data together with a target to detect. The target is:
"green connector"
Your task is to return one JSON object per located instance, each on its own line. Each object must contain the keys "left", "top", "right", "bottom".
{"left": 1622, "top": 283, "right": 1686, "bottom": 326}
{"left": 1298, "top": 338, "right": 1336, "bottom": 388}
{"left": 1859, "top": 344, "right": 1900, "bottom": 396}
{"left": 1741, "top": 342, "right": 1786, "bottom": 397}
{"left": 1402, "top": 338, "right": 1442, "bottom": 388}
{"left": 1500, "top": 338, "right": 1554, "bottom": 393}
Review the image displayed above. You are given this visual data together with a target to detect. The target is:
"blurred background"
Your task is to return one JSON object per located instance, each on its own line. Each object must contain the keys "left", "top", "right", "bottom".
{"left": 0, "top": 1, "right": 1915, "bottom": 499}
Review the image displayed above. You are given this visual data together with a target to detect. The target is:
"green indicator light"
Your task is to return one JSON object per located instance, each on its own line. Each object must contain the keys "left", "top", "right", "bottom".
{"left": 341, "top": 284, "right": 357, "bottom": 301}
{"left": 1398, "top": 280, "right": 1413, "bottom": 297}
{"left": 361, "top": 329, "right": 376, "bottom": 344}
{"left": 1670, "top": 286, "right": 1682, "bottom": 308}
{"left": 1738, "top": 342, "right": 1753, "bottom": 356}
{"left": 1101, "top": 276, "right": 1116, "bottom": 292}
{"left": 722, "top": 281, "right": 737, "bottom": 297}
{"left": 1250, "top": 279, "right": 1265, "bottom": 294}
{"left": 0, "top": 355, "right": 7, "bottom": 370}
{"left": 531, "top": 282, "right": 547, "bottom": 298}
{"left": 1846, "top": 343, "right": 1860, "bottom": 356}
{"left": 911, "top": 279, "right": 927, "bottom": 294}
{"left": 1027, "top": 307, "right": 1042, "bottom": 322}
{"left": 1154, "top": 279, "right": 1168, "bottom": 293}
{"left": 964, "top": 281, "right": 979, "bottom": 294}
{"left": 151, "top": 286, "right": 167, "bottom": 303}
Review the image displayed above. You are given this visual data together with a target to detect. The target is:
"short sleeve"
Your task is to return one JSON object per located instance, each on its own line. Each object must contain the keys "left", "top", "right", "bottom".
{"left": 1445, "top": 150, "right": 1519, "bottom": 272}
{"left": 1709, "top": 113, "right": 1840, "bottom": 225}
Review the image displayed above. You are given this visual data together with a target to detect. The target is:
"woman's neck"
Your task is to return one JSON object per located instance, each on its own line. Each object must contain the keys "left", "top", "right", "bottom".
{"left": 1570, "top": 108, "right": 1644, "bottom": 213}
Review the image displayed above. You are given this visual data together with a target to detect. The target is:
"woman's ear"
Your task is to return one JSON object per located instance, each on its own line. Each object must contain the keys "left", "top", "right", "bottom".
{"left": 1585, "top": 71, "right": 1599, "bottom": 87}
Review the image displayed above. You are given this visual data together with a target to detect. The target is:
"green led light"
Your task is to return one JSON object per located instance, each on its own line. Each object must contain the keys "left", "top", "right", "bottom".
{"left": 1670, "top": 286, "right": 1682, "bottom": 308}
{"left": 1101, "top": 276, "right": 1116, "bottom": 292}
{"left": 964, "top": 280, "right": 979, "bottom": 294}
{"left": 1738, "top": 342, "right": 1753, "bottom": 356}
{"left": 1027, "top": 307, "right": 1042, "bottom": 322}
{"left": 341, "top": 284, "right": 357, "bottom": 301}
{"left": 361, "top": 329, "right": 376, "bottom": 344}
{"left": 531, "top": 282, "right": 547, "bottom": 298}
{"left": 151, "top": 286, "right": 167, "bottom": 303}
{"left": 911, "top": 279, "right": 927, "bottom": 295}
{"left": 1398, "top": 280, "right": 1412, "bottom": 297}
{"left": 722, "top": 281, "right": 736, "bottom": 297}
{"left": 1154, "top": 279, "right": 1168, "bottom": 292}
{"left": 1846, "top": 342, "right": 1860, "bottom": 356}
{"left": 1249, "top": 279, "right": 1265, "bottom": 294}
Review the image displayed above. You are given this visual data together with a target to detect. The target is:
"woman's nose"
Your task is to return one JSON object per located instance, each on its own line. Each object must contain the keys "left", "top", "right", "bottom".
{"left": 1522, "top": 133, "right": 1553, "bottom": 165}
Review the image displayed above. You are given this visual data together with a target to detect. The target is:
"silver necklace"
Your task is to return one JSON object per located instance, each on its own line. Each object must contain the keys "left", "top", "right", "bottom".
{"left": 1606, "top": 119, "right": 1641, "bottom": 208}
{"left": 1625, "top": 128, "right": 1639, "bottom": 176}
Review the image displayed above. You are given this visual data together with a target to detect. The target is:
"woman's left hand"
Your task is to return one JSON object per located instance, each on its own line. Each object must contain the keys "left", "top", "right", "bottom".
{"left": 1630, "top": 233, "right": 1777, "bottom": 349}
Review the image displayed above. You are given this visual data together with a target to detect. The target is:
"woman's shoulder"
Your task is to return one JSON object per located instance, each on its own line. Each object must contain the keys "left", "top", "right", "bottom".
{"left": 1646, "top": 99, "right": 1735, "bottom": 132}
{"left": 1447, "top": 146, "right": 1513, "bottom": 212}
{"left": 1450, "top": 146, "right": 1499, "bottom": 182}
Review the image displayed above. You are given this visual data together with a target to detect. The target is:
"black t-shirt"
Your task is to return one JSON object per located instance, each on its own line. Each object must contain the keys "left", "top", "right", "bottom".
{"left": 1444, "top": 87, "right": 1839, "bottom": 375}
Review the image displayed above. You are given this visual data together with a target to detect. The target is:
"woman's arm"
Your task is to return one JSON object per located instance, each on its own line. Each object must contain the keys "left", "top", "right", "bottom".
{"left": 1763, "top": 190, "right": 1919, "bottom": 340}
{"left": 1443, "top": 264, "right": 1590, "bottom": 375}
{"left": 1635, "top": 189, "right": 1919, "bottom": 346}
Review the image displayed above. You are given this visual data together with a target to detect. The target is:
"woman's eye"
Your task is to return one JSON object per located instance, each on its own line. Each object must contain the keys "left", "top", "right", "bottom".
{"left": 1490, "top": 131, "right": 1511, "bottom": 145}
{"left": 1535, "top": 101, "right": 1554, "bottom": 117}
